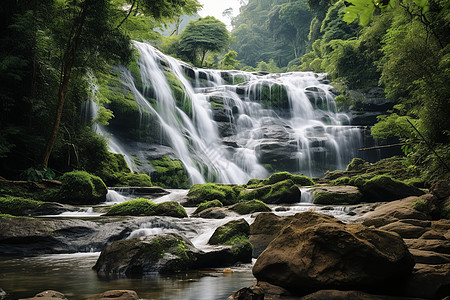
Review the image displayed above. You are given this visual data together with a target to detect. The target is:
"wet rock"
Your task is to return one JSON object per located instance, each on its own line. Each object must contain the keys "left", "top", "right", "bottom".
{"left": 409, "top": 249, "right": 450, "bottom": 265}
{"left": 362, "top": 197, "right": 430, "bottom": 228}
{"left": 252, "top": 211, "right": 414, "bottom": 295}
{"left": 194, "top": 207, "right": 229, "bottom": 219}
{"left": 229, "top": 200, "right": 271, "bottom": 215}
{"left": 361, "top": 175, "right": 424, "bottom": 202}
{"left": 249, "top": 213, "right": 296, "bottom": 258}
{"left": 93, "top": 233, "right": 201, "bottom": 277}
{"left": 299, "top": 290, "right": 416, "bottom": 300}
{"left": 192, "top": 200, "right": 223, "bottom": 215}
{"left": 430, "top": 180, "right": 450, "bottom": 199}
{"left": 312, "top": 184, "right": 362, "bottom": 205}
{"left": 400, "top": 263, "right": 450, "bottom": 299}
{"left": 239, "top": 179, "right": 301, "bottom": 204}
{"left": 227, "top": 286, "right": 264, "bottom": 300}
{"left": 22, "top": 290, "right": 67, "bottom": 299}
{"left": 378, "top": 220, "right": 429, "bottom": 239}
{"left": 86, "top": 290, "right": 140, "bottom": 300}
{"left": 405, "top": 238, "right": 450, "bottom": 254}
{"left": 208, "top": 219, "right": 250, "bottom": 245}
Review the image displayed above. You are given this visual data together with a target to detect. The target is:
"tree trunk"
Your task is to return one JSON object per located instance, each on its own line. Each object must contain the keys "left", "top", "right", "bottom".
{"left": 42, "top": 2, "right": 89, "bottom": 168}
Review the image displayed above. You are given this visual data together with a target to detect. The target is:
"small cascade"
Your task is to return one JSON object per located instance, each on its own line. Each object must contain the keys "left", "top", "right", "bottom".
{"left": 95, "top": 41, "right": 363, "bottom": 184}
{"left": 299, "top": 188, "right": 314, "bottom": 204}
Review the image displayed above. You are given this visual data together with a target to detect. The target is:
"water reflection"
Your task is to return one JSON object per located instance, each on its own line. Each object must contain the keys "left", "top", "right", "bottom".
{"left": 0, "top": 253, "right": 255, "bottom": 299}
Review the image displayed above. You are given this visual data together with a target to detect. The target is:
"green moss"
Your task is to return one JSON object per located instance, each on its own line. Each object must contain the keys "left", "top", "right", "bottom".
{"left": 411, "top": 199, "right": 430, "bottom": 214}
{"left": 150, "top": 156, "right": 189, "bottom": 188}
{"left": 58, "top": 171, "right": 108, "bottom": 204}
{"left": 362, "top": 175, "right": 424, "bottom": 202}
{"left": 239, "top": 179, "right": 300, "bottom": 204}
{"left": 208, "top": 218, "right": 250, "bottom": 245}
{"left": 193, "top": 199, "right": 223, "bottom": 214}
{"left": 164, "top": 71, "right": 192, "bottom": 117}
{"left": 153, "top": 201, "right": 188, "bottom": 218}
{"left": 267, "top": 172, "right": 292, "bottom": 184}
{"left": 330, "top": 176, "right": 351, "bottom": 185}
{"left": 346, "top": 158, "right": 368, "bottom": 171}
{"left": 246, "top": 178, "right": 266, "bottom": 189}
{"left": 0, "top": 196, "right": 43, "bottom": 216}
{"left": 230, "top": 200, "right": 271, "bottom": 215}
{"left": 187, "top": 183, "right": 239, "bottom": 206}
{"left": 260, "top": 84, "right": 289, "bottom": 110}
{"left": 106, "top": 198, "right": 157, "bottom": 216}
{"left": 313, "top": 190, "right": 362, "bottom": 205}
{"left": 115, "top": 173, "right": 152, "bottom": 187}
{"left": 291, "top": 174, "right": 315, "bottom": 186}
{"left": 265, "top": 172, "right": 314, "bottom": 186}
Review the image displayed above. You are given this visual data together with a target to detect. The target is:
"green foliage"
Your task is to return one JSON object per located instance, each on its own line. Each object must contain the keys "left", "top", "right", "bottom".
{"left": 220, "top": 51, "right": 240, "bottom": 70}
{"left": 22, "top": 167, "right": 55, "bottom": 182}
{"left": 178, "top": 16, "right": 229, "bottom": 67}
{"left": 0, "top": 196, "right": 43, "bottom": 216}
{"left": 58, "top": 170, "right": 108, "bottom": 204}
{"left": 150, "top": 156, "right": 189, "bottom": 188}
{"left": 230, "top": 200, "right": 271, "bottom": 215}
{"left": 193, "top": 199, "right": 223, "bottom": 214}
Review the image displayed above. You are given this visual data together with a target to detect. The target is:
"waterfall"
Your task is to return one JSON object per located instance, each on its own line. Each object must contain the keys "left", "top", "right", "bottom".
{"left": 99, "top": 41, "right": 362, "bottom": 184}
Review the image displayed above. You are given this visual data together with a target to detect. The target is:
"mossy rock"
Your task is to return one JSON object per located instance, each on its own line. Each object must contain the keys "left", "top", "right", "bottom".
{"left": 58, "top": 171, "right": 107, "bottom": 205}
{"left": 266, "top": 172, "right": 314, "bottom": 186}
{"left": 246, "top": 178, "right": 266, "bottom": 189}
{"left": 362, "top": 175, "right": 425, "bottom": 202}
{"left": 239, "top": 179, "right": 300, "bottom": 204}
{"left": 153, "top": 201, "right": 188, "bottom": 218}
{"left": 312, "top": 185, "right": 363, "bottom": 205}
{"left": 150, "top": 156, "right": 189, "bottom": 189}
{"left": 187, "top": 183, "right": 239, "bottom": 206}
{"left": 346, "top": 158, "right": 368, "bottom": 171}
{"left": 208, "top": 218, "right": 250, "bottom": 245}
{"left": 329, "top": 176, "right": 351, "bottom": 186}
{"left": 0, "top": 196, "right": 42, "bottom": 216}
{"left": 106, "top": 198, "right": 187, "bottom": 218}
{"left": 93, "top": 233, "right": 199, "bottom": 276}
{"left": 115, "top": 173, "right": 152, "bottom": 187}
{"left": 193, "top": 199, "right": 223, "bottom": 215}
{"left": 230, "top": 200, "right": 271, "bottom": 215}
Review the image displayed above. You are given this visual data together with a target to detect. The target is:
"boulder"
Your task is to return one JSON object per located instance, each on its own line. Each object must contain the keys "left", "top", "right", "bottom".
{"left": 362, "top": 197, "right": 430, "bottom": 228}
{"left": 227, "top": 286, "right": 264, "bottom": 300}
{"left": 430, "top": 180, "right": 450, "bottom": 199}
{"left": 239, "top": 179, "right": 300, "bottom": 204}
{"left": 93, "top": 233, "right": 201, "bottom": 277}
{"left": 252, "top": 211, "right": 415, "bottom": 295}
{"left": 312, "top": 185, "right": 363, "bottom": 205}
{"left": 378, "top": 220, "right": 429, "bottom": 239}
{"left": 249, "top": 213, "right": 296, "bottom": 258}
{"left": 93, "top": 233, "right": 252, "bottom": 278}
{"left": 22, "top": 290, "right": 67, "bottom": 300}
{"left": 229, "top": 200, "right": 271, "bottom": 215}
{"left": 299, "top": 290, "right": 417, "bottom": 300}
{"left": 86, "top": 290, "right": 140, "bottom": 300}
{"left": 208, "top": 219, "right": 250, "bottom": 245}
{"left": 409, "top": 249, "right": 450, "bottom": 265}
{"left": 405, "top": 238, "right": 450, "bottom": 254}
{"left": 153, "top": 201, "right": 188, "bottom": 218}
{"left": 400, "top": 263, "right": 450, "bottom": 299}
{"left": 194, "top": 207, "right": 229, "bottom": 219}
{"left": 57, "top": 171, "right": 108, "bottom": 205}
{"left": 362, "top": 175, "right": 424, "bottom": 202}
{"left": 192, "top": 200, "right": 223, "bottom": 215}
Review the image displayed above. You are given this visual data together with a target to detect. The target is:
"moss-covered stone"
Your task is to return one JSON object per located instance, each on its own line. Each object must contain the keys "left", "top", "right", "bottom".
{"left": 193, "top": 199, "right": 223, "bottom": 215}
{"left": 187, "top": 183, "right": 239, "bottom": 206}
{"left": 245, "top": 178, "right": 266, "bottom": 189}
{"left": 265, "top": 172, "right": 314, "bottom": 186}
{"left": 362, "top": 175, "right": 425, "bottom": 202}
{"left": 58, "top": 171, "right": 107, "bottom": 205}
{"left": 115, "top": 173, "right": 152, "bottom": 187}
{"left": 260, "top": 83, "right": 289, "bottom": 110}
{"left": 329, "top": 176, "right": 351, "bottom": 186}
{"left": 208, "top": 218, "right": 250, "bottom": 245}
{"left": 0, "top": 196, "right": 42, "bottom": 216}
{"left": 291, "top": 174, "right": 315, "bottom": 186}
{"left": 346, "top": 158, "right": 368, "bottom": 171}
{"left": 230, "top": 200, "right": 271, "bottom": 215}
{"left": 164, "top": 71, "right": 192, "bottom": 117}
{"left": 153, "top": 201, "right": 188, "bottom": 218}
{"left": 106, "top": 198, "right": 187, "bottom": 218}
{"left": 150, "top": 156, "right": 189, "bottom": 189}
{"left": 239, "top": 179, "right": 300, "bottom": 204}
{"left": 312, "top": 185, "right": 363, "bottom": 205}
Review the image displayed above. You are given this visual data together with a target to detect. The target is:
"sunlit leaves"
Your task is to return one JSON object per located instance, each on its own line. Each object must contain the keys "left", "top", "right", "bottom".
{"left": 343, "top": 0, "right": 376, "bottom": 26}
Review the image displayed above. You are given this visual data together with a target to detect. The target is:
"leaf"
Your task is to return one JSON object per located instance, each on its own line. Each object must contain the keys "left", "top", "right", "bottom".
{"left": 344, "top": 0, "right": 377, "bottom": 26}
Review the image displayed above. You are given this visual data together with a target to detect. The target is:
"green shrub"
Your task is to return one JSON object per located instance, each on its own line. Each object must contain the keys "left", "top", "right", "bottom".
{"left": 193, "top": 199, "right": 223, "bottom": 214}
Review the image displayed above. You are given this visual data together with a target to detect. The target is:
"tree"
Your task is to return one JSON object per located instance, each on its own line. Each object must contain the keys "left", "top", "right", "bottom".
{"left": 220, "top": 50, "right": 240, "bottom": 69}
{"left": 179, "top": 16, "right": 229, "bottom": 66}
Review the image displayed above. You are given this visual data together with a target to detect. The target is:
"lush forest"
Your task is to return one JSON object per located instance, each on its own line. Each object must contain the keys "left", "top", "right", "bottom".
{"left": 0, "top": 0, "right": 449, "bottom": 185}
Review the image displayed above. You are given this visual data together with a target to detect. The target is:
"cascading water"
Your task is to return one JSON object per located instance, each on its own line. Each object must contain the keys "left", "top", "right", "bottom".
{"left": 99, "top": 41, "right": 362, "bottom": 183}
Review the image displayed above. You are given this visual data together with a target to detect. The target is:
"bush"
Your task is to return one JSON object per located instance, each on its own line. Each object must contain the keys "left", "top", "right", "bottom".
{"left": 58, "top": 171, "right": 108, "bottom": 204}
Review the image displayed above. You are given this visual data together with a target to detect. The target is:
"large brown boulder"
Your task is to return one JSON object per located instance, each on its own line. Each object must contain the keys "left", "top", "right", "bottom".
{"left": 86, "top": 290, "right": 140, "bottom": 300}
{"left": 362, "top": 196, "right": 430, "bottom": 228}
{"left": 400, "top": 263, "right": 450, "bottom": 299}
{"left": 249, "top": 213, "right": 296, "bottom": 258}
{"left": 252, "top": 211, "right": 415, "bottom": 295}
